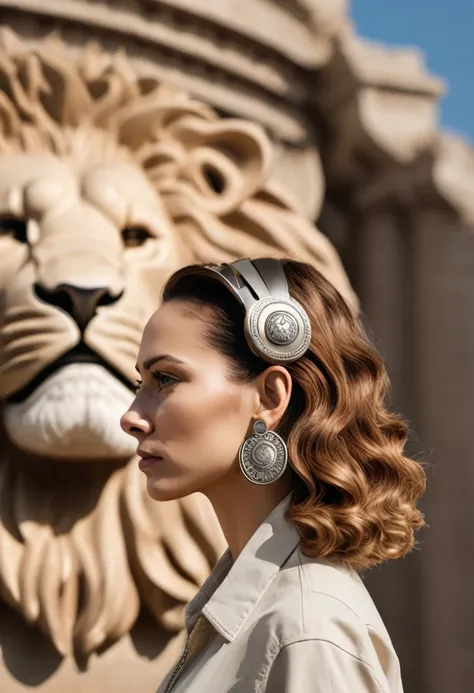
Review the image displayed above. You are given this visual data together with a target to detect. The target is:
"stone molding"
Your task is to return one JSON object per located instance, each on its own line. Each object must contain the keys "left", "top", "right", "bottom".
{"left": 316, "top": 31, "right": 445, "bottom": 186}
{"left": 355, "top": 134, "right": 474, "bottom": 225}
{"left": 0, "top": 0, "right": 471, "bottom": 223}
{"left": 315, "top": 30, "right": 474, "bottom": 226}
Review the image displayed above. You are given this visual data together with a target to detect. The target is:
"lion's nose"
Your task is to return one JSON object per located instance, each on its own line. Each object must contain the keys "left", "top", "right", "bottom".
{"left": 34, "top": 282, "right": 122, "bottom": 331}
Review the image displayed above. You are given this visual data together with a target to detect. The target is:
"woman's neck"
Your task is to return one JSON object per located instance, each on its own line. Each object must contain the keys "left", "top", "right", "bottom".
{"left": 205, "top": 472, "right": 292, "bottom": 560}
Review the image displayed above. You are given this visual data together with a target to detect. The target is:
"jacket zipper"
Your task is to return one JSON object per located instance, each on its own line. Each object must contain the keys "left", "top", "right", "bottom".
{"left": 164, "top": 636, "right": 191, "bottom": 693}
{"left": 164, "top": 616, "right": 210, "bottom": 693}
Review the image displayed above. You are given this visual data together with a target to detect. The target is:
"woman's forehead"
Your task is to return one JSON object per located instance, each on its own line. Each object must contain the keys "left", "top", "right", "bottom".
{"left": 138, "top": 301, "right": 214, "bottom": 364}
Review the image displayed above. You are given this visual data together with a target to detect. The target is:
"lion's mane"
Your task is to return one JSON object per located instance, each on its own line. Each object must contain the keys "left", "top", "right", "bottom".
{"left": 0, "top": 427, "right": 224, "bottom": 656}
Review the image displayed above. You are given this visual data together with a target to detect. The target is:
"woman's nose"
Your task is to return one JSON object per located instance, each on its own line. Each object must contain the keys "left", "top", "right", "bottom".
{"left": 120, "top": 408, "right": 153, "bottom": 438}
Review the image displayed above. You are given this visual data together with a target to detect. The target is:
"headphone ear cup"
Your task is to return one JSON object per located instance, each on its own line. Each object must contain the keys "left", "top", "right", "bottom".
{"left": 244, "top": 297, "right": 311, "bottom": 364}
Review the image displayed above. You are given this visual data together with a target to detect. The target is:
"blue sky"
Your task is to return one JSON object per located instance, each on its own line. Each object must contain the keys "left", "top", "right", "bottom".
{"left": 350, "top": 0, "right": 474, "bottom": 144}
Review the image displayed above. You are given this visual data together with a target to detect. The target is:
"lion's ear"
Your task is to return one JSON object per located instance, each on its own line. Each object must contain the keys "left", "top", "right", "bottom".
{"left": 143, "top": 116, "right": 270, "bottom": 219}
{"left": 167, "top": 117, "right": 272, "bottom": 216}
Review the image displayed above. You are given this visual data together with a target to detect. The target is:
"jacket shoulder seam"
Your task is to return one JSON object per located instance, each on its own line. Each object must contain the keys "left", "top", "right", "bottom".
{"left": 302, "top": 588, "right": 396, "bottom": 651}
{"left": 257, "top": 638, "right": 386, "bottom": 693}
{"left": 307, "top": 589, "right": 361, "bottom": 617}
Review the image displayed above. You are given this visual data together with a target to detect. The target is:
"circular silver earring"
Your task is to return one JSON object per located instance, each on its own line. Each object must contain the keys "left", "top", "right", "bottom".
{"left": 239, "top": 419, "right": 288, "bottom": 485}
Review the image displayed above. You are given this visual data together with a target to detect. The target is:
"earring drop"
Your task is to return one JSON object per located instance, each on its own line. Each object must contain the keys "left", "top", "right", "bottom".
{"left": 238, "top": 419, "right": 288, "bottom": 485}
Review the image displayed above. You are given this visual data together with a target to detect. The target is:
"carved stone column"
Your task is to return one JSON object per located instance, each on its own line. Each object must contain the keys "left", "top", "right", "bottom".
{"left": 410, "top": 209, "right": 474, "bottom": 693}
{"left": 351, "top": 138, "right": 474, "bottom": 693}
{"left": 346, "top": 204, "right": 424, "bottom": 693}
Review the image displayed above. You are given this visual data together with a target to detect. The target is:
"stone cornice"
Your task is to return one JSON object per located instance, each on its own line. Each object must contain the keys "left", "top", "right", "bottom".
{"left": 0, "top": 0, "right": 305, "bottom": 93}
{"left": 316, "top": 31, "right": 445, "bottom": 182}
{"left": 155, "top": 0, "right": 348, "bottom": 64}
{"left": 314, "top": 27, "right": 474, "bottom": 224}
{"left": 0, "top": 0, "right": 340, "bottom": 71}
{"left": 1, "top": 0, "right": 472, "bottom": 223}
{"left": 337, "top": 31, "right": 444, "bottom": 95}
{"left": 355, "top": 134, "right": 474, "bottom": 225}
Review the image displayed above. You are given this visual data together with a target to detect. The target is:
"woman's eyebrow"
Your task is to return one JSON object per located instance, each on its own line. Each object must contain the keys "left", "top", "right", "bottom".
{"left": 135, "top": 354, "right": 186, "bottom": 373}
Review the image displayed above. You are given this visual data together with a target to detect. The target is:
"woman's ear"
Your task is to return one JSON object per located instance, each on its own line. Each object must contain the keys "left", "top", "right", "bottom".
{"left": 255, "top": 366, "right": 292, "bottom": 430}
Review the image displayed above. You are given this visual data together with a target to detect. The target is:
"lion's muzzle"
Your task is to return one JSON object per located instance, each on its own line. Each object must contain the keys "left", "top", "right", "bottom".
{"left": 34, "top": 283, "right": 123, "bottom": 333}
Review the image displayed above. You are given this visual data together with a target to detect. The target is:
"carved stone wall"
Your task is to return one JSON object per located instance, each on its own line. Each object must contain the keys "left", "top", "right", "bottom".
{"left": 1, "top": 2, "right": 473, "bottom": 693}
{"left": 0, "top": 0, "right": 352, "bottom": 220}
{"left": 0, "top": 23, "right": 355, "bottom": 693}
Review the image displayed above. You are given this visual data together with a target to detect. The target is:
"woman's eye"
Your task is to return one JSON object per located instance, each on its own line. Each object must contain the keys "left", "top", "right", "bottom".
{"left": 133, "top": 373, "right": 178, "bottom": 393}
{"left": 153, "top": 372, "right": 177, "bottom": 389}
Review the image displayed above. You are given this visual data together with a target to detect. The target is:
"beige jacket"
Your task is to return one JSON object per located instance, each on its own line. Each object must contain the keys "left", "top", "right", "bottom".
{"left": 157, "top": 496, "right": 404, "bottom": 693}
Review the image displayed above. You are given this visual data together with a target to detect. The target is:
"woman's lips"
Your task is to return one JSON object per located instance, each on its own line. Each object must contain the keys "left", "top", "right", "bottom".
{"left": 138, "top": 456, "right": 163, "bottom": 471}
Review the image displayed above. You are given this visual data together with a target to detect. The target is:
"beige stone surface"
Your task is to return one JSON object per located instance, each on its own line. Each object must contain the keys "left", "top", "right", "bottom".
{"left": 0, "top": 27, "right": 356, "bottom": 693}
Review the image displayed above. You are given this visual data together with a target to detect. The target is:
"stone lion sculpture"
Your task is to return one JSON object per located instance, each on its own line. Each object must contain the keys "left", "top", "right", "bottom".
{"left": 0, "top": 28, "right": 356, "bottom": 692}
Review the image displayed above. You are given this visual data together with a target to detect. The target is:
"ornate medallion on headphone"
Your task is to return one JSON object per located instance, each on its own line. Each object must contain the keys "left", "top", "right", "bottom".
{"left": 246, "top": 295, "right": 311, "bottom": 363}
{"left": 239, "top": 419, "right": 288, "bottom": 485}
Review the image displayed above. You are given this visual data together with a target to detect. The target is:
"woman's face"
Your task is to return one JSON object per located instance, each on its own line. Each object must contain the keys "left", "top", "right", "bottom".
{"left": 120, "top": 300, "right": 258, "bottom": 501}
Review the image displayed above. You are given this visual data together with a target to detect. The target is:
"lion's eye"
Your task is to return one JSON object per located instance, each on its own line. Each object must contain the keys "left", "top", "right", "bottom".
{"left": 0, "top": 217, "right": 29, "bottom": 244}
{"left": 121, "top": 226, "right": 152, "bottom": 248}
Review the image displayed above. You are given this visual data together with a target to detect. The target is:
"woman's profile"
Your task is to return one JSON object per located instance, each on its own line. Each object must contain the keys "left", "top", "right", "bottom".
{"left": 121, "top": 258, "right": 426, "bottom": 693}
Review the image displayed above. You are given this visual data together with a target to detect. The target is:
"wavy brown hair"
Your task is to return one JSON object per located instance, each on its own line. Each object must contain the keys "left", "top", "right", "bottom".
{"left": 163, "top": 259, "right": 426, "bottom": 571}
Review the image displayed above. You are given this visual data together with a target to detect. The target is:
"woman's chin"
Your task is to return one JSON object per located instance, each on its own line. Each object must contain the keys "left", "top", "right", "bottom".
{"left": 146, "top": 479, "right": 175, "bottom": 502}
{"left": 145, "top": 477, "right": 196, "bottom": 502}
{"left": 143, "top": 467, "right": 229, "bottom": 502}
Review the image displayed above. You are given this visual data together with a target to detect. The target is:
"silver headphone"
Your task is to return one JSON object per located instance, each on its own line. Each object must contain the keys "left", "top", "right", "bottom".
{"left": 166, "top": 258, "right": 311, "bottom": 364}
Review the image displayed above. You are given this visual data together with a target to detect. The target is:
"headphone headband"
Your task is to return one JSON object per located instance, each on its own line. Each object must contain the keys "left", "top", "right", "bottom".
{"left": 166, "top": 258, "right": 311, "bottom": 364}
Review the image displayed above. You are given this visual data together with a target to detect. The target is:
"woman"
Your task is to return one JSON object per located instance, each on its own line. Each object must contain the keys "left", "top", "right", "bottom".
{"left": 121, "top": 258, "right": 425, "bottom": 693}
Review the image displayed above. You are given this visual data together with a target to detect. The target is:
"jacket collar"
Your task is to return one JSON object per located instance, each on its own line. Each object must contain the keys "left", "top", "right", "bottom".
{"left": 185, "top": 493, "right": 299, "bottom": 642}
